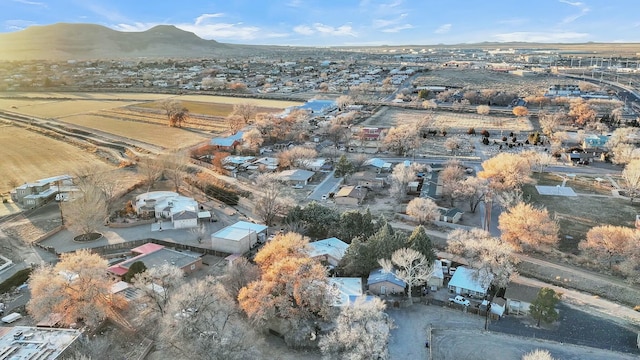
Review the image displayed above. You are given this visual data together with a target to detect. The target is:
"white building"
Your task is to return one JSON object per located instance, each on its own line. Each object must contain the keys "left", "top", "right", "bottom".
{"left": 134, "top": 191, "right": 199, "bottom": 229}
{"left": 307, "top": 237, "right": 349, "bottom": 267}
{"left": 447, "top": 266, "right": 493, "bottom": 298}
{"left": 211, "top": 221, "right": 268, "bottom": 254}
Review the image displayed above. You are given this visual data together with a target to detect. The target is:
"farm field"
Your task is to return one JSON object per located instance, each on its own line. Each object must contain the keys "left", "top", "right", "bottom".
{"left": 4, "top": 99, "right": 140, "bottom": 118}
{"left": 0, "top": 92, "right": 175, "bottom": 101}
{"left": 0, "top": 125, "right": 114, "bottom": 193}
{"left": 176, "top": 94, "right": 302, "bottom": 108}
{"left": 58, "top": 114, "right": 208, "bottom": 149}
{"left": 362, "top": 107, "right": 534, "bottom": 132}
{"left": 135, "top": 99, "right": 289, "bottom": 117}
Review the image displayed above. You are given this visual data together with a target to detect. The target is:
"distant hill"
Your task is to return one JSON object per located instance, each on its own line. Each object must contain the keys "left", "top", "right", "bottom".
{"left": 0, "top": 23, "right": 231, "bottom": 60}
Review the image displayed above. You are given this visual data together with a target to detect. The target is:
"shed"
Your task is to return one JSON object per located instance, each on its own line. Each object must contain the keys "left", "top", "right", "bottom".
{"left": 211, "top": 221, "right": 268, "bottom": 254}
{"left": 426, "top": 260, "right": 444, "bottom": 290}
{"left": 367, "top": 268, "right": 405, "bottom": 295}
{"left": 447, "top": 266, "right": 492, "bottom": 298}
{"left": 171, "top": 210, "right": 198, "bottom": 229}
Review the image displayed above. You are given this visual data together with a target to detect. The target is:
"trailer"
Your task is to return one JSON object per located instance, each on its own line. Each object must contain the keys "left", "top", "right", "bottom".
{"left": 1, "top": 313, "right": 22, "bottom": 324}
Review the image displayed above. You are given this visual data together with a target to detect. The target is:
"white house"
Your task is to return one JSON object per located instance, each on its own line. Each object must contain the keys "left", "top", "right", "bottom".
{"left": 134, "top": 191, "right": 199, "bottom": 229}
{"left": 307, "top": 237, "right": 349, "bottom": 267}
{"left": 447, "top": 266, "right": 492, "bottom": 298}
{"left": 211, "top": 221, "right": 268, "bottom": 254}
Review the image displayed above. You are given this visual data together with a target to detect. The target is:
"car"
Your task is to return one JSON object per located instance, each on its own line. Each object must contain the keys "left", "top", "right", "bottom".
{"left": 321, "top": 194, "right": 328, "bottom": 200}
{"left": 292, "top": 184, "right": 304, "bottom": 189}
{"left": 448, "top": 295, "right": 471, "bottom": 306}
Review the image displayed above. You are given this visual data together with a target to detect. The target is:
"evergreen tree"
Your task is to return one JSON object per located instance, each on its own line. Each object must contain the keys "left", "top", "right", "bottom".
{"left": 530, "top": 288, "right": 562, "bottom": 327}
{"left": 123, "top": 261, "right": 147, "bottom": 283}
{"left": 334, "top": 155, "right": 354, "bottom": 178}
{"left": 408, "top": 226, "right": 436, "bottom": 263}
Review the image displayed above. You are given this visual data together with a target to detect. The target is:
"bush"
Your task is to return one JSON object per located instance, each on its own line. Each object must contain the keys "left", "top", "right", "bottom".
{"left": 0, "top": 268, "right": 32, "bottom": 294}
{"left": 480, "top": 130, "right": 490, "bottom": 137}
{"left": 482, "top": 137, "right": 489, "bottom": 145}
{"left": 467, "top": 127, "right": 476, "bottom": 135}
{"left": 501, "top": 136, "right": 507, "bottom": 142}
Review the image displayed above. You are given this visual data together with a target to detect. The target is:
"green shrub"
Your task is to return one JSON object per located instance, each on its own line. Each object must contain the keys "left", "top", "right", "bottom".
{"left": 0, "top": 268, "right": 33, "bottom": 293}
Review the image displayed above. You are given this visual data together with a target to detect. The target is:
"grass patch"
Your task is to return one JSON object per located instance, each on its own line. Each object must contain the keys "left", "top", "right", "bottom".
{"left": 532, "top": 172, "right": 613, "bottom": 195}
{"left": 524, "top": 183, "right": 640, "bottom": 253}
{"left": 0, "top": 268, "right": 32, "bottom": 293}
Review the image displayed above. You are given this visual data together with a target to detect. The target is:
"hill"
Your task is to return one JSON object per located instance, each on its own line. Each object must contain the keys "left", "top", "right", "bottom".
{"left": 0, "top": 23, "right": 231, "bottom": 60}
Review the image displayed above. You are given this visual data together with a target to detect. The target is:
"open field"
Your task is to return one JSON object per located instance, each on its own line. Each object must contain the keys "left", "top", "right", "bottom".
{"left": 3, "top": 99, "right": 140, "bottom": 118}
{"left": 58, "top": 114, "right": 208, "bottom": 149}
{"left": 176, "top": 94, "right": 302, "bottom": 108}
{"left": 136, "top": 99, "right": 290, "bottom": 117}
{"left": 362, "top": 107, "right": 534, "bottom": 132}
{"left": 0, "top": 125, "right": 114, "bottom": 193}
{"left": 0, "top": 92, "right": 176, "bottom": 101}
{"left": 523, "top": 176, "right": 640, "bottom": 253}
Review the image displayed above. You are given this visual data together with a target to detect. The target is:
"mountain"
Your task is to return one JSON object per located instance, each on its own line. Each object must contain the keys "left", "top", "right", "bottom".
{"left": 0, "top": 23, "right": 230, "bottom": 60}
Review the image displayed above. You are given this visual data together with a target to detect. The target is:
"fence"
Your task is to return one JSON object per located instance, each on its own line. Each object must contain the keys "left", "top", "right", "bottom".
{"left": 87, "top": 238, "right": 232, "bottom": 258}
{"left": 108, "top": 219, "right": 155, "bottom": 228}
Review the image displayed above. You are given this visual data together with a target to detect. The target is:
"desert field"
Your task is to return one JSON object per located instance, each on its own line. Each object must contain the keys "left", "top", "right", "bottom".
{"left": 362, "top": 107, "right": 534, "bottom": 132}
{"left": 0, "top": 125, "right": 114, "bottom": 193}
{"left": 58, "top": 114, "right": 208, "bottom": 149}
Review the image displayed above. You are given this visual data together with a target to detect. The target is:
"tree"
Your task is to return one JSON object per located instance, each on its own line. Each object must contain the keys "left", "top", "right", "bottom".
{"left": 452, "top": 176, "right": 488, "bottom": 213}
{"left": 221, "top": 257, "right": 260, "bottom": 301}
{"left": 569, "top": 98, "right": 596, "bottom": 126}
{"left": 478, "top": 153, "right": 533, "bottom": 192}
{"left": 579, "top": 225, "right": 636, "bottom": 269}
{"left": 447, "top": 228, "right": 519, "bottom": 288}
{"left": 407, "top": 225, "right": 436, "bottom": 262}
{"left": 383, "top": 124, "right": 419, "bottom": 156}
{"left": 336, "top": 95, "right": 353, "bottom": 111}
{"left": 123, "top": 261, "right": 146, "bottom": 283}
{"left": 539, "top": 111, "right": 565, "bottom": 138}
{"left": 253, "top": 173, "right": 293, "bottom": 226}
{"left": 622, "top": 159, "right": 640, "bottom": 202}
{"left": 333, "top": 209, "right": 378, "bottom": 244}
{"left": 242, "top": 128, "right": 264, "bottom": 153}
{"left": 278, "top": 146, "right": 317, "bottom": 169}
{"left": 27, "top": 249, "right": 127, "bottom": 328}
{"left": 379, "top": 248, "right": 434, "bottom": 305}
{"left": 74, "top": 166, "right": 121, "bottom": 217}
{"left": 161, "top": 151, "right": 189, "bottom": 192}
{"left": 443, "top": 136, "right": 463, "bottom": 155}
{"left": 389, "top": 162, "right": 424, "bottom": 201}
{"left": 232, "top": 103, "right": 257, "bottom": 124}
{"left": 334, "top": 155, "right": 354, "bottom": 178}
{"left": 476, "top": 104, "right": 490, "bottom": 117}
{"left": 319, "top": 297, "right": 394, "bottom": 360}
{"left": 406, "top": 197, "right": 439, "bottom": 225}
{"left": 131, "top": 264, "right": 185, "bottom": 331}
{"left": 529, "top": 288, "right": 562, "bottom": 327}
{"left": 161, "top": 99, "right": 189, "bottom": 127}
{"left": 238, "top": 233, "right": 331, "bottom": 332}
{"left": 512, "top": 106, "right": 529, "bottom": 118}
{"left": 440, "top": 160, "right": 466, "bottom": 206}
{"left": 160, "top": 277, "right": 259, "bottom": 360}
{"left": 522, "top": 349, "right": 556, "bottom": 360}
{"left": 498, "top": 202, "right": 559, "bottom": 252}
{"left": 138, "top": 156, "right": 162, "bottom": 192}
{"left": 61, "top": 184, "right": 108, "bottom": 238}
{"left": 226, "top": 114, "right": 245, "bottom": 134}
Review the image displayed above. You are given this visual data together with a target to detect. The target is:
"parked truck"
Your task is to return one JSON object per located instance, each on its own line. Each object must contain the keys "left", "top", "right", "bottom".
{"left": 448, "top": 295, "right": 471, "bottom": 306}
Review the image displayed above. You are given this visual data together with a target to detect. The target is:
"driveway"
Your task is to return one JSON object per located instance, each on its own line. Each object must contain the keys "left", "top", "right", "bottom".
{"left": 308, "top": 171, "right": 342, "bottom": 201}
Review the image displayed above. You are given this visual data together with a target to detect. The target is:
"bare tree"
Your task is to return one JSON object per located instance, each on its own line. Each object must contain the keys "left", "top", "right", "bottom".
{"left": 522, "top": 349, "right": 556, "bottom": 360}
{"left": 278, "top": 146, "right": 318, "bottom": 169}
{"left": 406, "top": 197, "right": 439, "bottom": 226}
{"left": 138, "top": 156, "right": 162, "bottom": 192}
{"left": 440, "top": 160, "right": 466, "bottom": 206}
{"left": 389, "top": 162, "right": 424, "bottom": 201}
{"left": 131, "top": 264, "right": 185, "bottom": 331}
{"left": 232, "top": 103, "right": 257, "bottom": 124}
{"left": 221, "top": 257, "right": 260, "bottom": 301}
{"left": 161, "top": 99, "right": 189, "bottom": 128}
{"left": 61, "top": 184, "right": 108, "bottom": 238}
{"left": 74, "top": 166, "right": 121, "bottom": 216}
{"left": 253, "top": 173, "right": 294, "bottom": 226}
{"left": 383, "top": 124, "right": 419, "bottom": 156}
{"left": 478, "top": 153, "right": 533, "bottom": 192}
{"left": 622, "top": 159, "right": 640, "bottom": 201}
{"left": 569, "top": 98, "right": 596, "bottom": 126}
{"left": 336, "top": 95, "right": 353, "bottom": 111}
{"left": 27, "top": 249, "right": 127, "bottom": 329}
{"left": 448, "top": 228, "right": 519, "bottom": 288}
{"left": 159, "top": 277, "right": 259, "bottom": 360}
{"left": 422, "top": 99, "right": 438, "bottom": 110}
{"left": 443, "top": 136, "right": 463, "bottom": 155}
{"left": 319, "top": 297, "right": 394, "bottom": 360}
{"left": 379, "top": 248, "right": 434, "bottom": 305}
{"left": 476, "top": 104, "right": 490, "bottom": 118}
{"left": 452, "top": 176, "right": 488, "bottom": 213}
{"left": 242, "top": 128, "right": 264, "bottom": 153}
{"left": 161, "top": 151, "right": 189, "bottom": 192}
{"left": 539, "top": 111, "right": 565, "bottom": 138}
{"left": 579, "top": 225, "right": 636, "bottom": 269}
{"left": 512, "top": 106, "right": 529, "bottom": 118}
{"left": 498, "top": 202, "right": 559, "bottom": 252}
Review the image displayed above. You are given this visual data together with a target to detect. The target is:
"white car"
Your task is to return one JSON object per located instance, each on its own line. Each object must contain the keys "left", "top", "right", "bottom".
{"left": 321, "top": 194, "right": 328, "bottom": 200}
{"left": 448, "top": 295, "right": 471, "bottom": 306}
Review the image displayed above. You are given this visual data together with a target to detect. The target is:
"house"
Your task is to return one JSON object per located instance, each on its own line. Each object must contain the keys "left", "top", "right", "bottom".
{"left": 421, "top": 171, "right": 442, "bottom": 200}
{"left": 0, "top": 326, "right": 81, "bottom": 359}
{"left": 211, "top": 221, "right": 268, "bottom": 254}
{"left": 307, "top": 237, "right": 349, "bottom": 267}
{"left": 447, "top": 266, "right": 492, "bottom": 298}
{"left": 10, "top": 174, "right": 72, "bottom": 209}
{"left": 357, "top": 127, "right": 384, "bottom": 141}
{"left": 278, "top": 169, "right": 315, "bottom": 186}
{"left": 582, "top": 134, "right": 609, "bottom": 149}
{"left": 367, "top": 268, "right": 405, "bottom": 295}
{"left": 252, "top": 157, "right": 279, "bottom": 171}
{"left": 438, "top": 207, "right": 464, "bottom": 223}
{"left": 328, "top": 277, "right": 365, "bottom": 306}
{"left": 351, "top": 171, "right": 386, "bottom": 189}
{"left": 426, "top": 260, "right": 444, "bottom": 290}
{"left": 307, "top": 158, "right": 328, "bottom": 172}
{"left": 107, "top": 243, "right": 203, "bottom": 278}
{"left": 504, "top": 282, "right": 540, "bottom": 315}
{"left": 334, "top": 185, "right": 367, "bottom": 206}
{"left": 364, "top": 158, "right": 392, "bottom": 172}
{"left": 210, "top": 131, "right": 244, "bottom": 151}
{"left": 133, "top": 191, "right": 199, "bottom": 229}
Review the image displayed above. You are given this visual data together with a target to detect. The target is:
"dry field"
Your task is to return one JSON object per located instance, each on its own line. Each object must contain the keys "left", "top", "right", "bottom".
{"left": 4, "top": 99, "right": 140, "bottom": 118}
{"left": 136, "top": 99, "right": 289, "bottom": 117}
{"left": 414, "top": 68, "right": 563, "bottom": 97}
{"left": 0, "top": 125, "right": 114, "bottom": 193}
{"left": 176, "top": 94, "right": 302, "bottom": 108}
{"left": 363, "top": 107, "right": 534, "bottom": 132}
{"left": 58, "top": 114, "right": 208, "bottom": 149}
{"left": 0, "top": 92, "right": 175, "bottom": 101}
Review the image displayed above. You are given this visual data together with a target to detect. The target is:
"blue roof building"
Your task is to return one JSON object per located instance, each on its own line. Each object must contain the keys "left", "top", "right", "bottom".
{"left": 210, "top": 131, "right": 244, "bottom": 149}
{"left": 297, "top": 99, "right": 337, "bottom": 115}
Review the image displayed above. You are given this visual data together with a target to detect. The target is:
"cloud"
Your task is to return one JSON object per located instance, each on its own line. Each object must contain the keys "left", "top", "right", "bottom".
{"left": 382, "top": 24, "right": 413, "bottom": 33}
{"left": 11, "top": 0, "right": 45, "bottom": 6}
{"left": 195, "top": 13, "right": 224, "bottom": 26}
{"left": 83, "top": 3, "right": 130, "bottom": 23}
{"left": 4, "top": 19, "right": 37, "bottom": 31}
{"left": 434, "top": 24, "right": 452, "bottom": 34}
{"left": 112, "top": 22, "right": 156, "bottom": 32}
{"left": 498, "top": 18, "right": 528, "bottom": 26}
{"left": 292, "top": 23, "right": 357, "bottom": 37}
{"left": 558, "top": 0, "right": 590, "bottom": 25}
{"left": 287, "top": 0, "right": 304, "bottom": 7}
{"left": 493, "top": 31, "right": 589, "bottom": 42}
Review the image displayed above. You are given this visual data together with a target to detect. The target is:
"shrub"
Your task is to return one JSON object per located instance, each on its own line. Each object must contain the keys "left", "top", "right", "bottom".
{"left": 0, "top": 268, "right": 32, "bottom": 293}
{"left": 502, "top": 136, "right": 507, "bottom": 142}
{"left": 480, "top": 130, "right": 490, "bottom": 137}
{"left": 467, "top": 127, "right": 476, "bottom": 135}
{"left": 482, "top": 137, "right": 489, "bottom": 145}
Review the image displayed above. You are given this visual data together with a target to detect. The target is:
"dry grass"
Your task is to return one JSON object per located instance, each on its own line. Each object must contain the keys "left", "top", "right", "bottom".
{"left": 0, "top": 125, "right": 114, "bottom": 193}
{"left": 58, "top": 114, "right": 208, "bottom": 149}
{"left": 7, "top": 100, "right": 140, "bottom": 118}
{"left": 175, "top": 94, "right": 302, "bottom": 108}
{"left": 136, "top": 100, "right": 288, "bottom": 117}
{"left": 1, "top": 92, "right": 175, "bottom": 101}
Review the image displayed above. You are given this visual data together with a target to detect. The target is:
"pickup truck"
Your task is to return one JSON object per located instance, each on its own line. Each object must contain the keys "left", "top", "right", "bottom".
{"left": 448, "top": 295, "right": 471, "bottom": 306}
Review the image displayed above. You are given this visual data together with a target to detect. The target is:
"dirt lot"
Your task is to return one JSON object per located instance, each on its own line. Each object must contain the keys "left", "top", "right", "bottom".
{"left": 0, "top": 125, "right": 115, "bottom": 193}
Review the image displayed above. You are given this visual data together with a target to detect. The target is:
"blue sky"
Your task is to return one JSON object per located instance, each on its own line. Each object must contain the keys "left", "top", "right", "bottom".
{"left": 3, "top": 0, "right": 639, "bottom": 46}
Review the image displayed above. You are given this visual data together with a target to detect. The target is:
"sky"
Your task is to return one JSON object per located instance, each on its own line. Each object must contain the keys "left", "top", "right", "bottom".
{"left": 3, "top": 0, "right": 640, "bottom": 46}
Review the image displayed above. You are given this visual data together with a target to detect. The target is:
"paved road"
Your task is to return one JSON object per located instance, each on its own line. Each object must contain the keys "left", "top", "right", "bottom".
{"left": 489, "top": 303, "right": 639, "bottom": 354}
{"left": 307, "top": 171, "right": 342, "bottom": 201}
